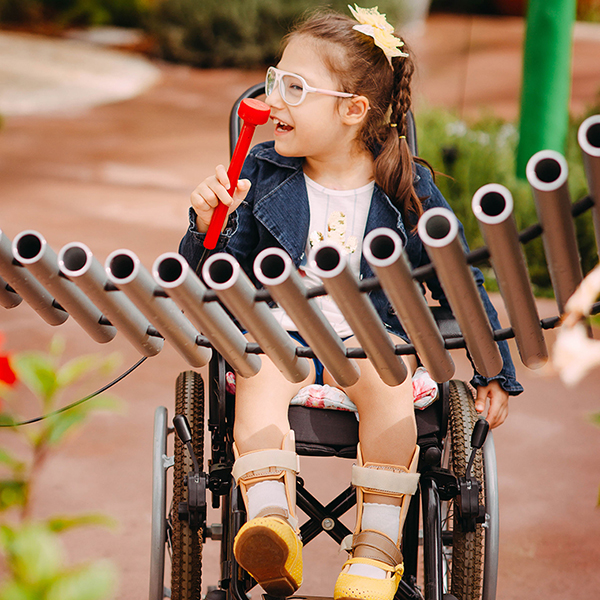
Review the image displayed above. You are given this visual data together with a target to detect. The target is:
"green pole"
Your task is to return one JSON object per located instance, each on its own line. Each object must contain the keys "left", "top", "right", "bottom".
{"left": 516, "top": 0, "right": 576, "bottom": 179}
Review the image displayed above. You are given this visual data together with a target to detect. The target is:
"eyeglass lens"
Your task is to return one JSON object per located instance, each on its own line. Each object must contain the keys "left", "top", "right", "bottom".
{"left": 266, "top": 69, "right": 305, "bottom": 105}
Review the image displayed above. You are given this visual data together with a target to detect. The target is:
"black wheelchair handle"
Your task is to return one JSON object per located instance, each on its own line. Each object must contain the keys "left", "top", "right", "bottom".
{"left": 173, "top": 414, "right": 192, "bottom": 445}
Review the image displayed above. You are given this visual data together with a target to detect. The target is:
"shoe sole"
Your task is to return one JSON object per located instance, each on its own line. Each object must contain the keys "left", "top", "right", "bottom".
{"left": 234, "top": 524, "right": 298, "bottom": 597}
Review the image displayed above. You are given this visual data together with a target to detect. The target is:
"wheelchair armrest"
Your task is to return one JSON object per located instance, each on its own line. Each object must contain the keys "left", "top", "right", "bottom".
{"left": 430, "top": 305, "right": 462, "bottom": 339}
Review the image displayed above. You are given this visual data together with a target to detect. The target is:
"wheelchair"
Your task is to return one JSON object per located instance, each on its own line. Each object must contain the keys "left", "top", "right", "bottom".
{"left": 148, "top": 84, "right": 500, "bottom": 600}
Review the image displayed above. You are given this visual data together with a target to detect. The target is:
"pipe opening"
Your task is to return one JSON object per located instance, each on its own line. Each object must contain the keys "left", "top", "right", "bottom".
{"left": 534, "top": 158, "right": 561, "bottom": 183}
{"left": 315, "top": 246, "right": 340, "bottom": 271}
{"left": 369, "top": 234, "right": 395, "bottom": 260}
{"left": 157, "top": 257, "right": 183, "bottom": 283}
{"left": 109, "top": 254, "right": 135, "bottom": 279}
{"left": 425, "top": 215, "right": 451, "bottom": 240}
{"left": 260, "top": 254, "right": 286, "bottom": 280}
{"left": 62, "top": 247, "right": 88, "bottom": 272}
{"left": 586, "top": 123, "right": 600, "bottom": 149}
{"left": 208, "top": 260, "right": 233, "bottom": 284}
{"left": 16, "top": 234, "right": 42, "bottom": 260}
{"left": 480, "top": 191, "right": 506, "bottom": 217}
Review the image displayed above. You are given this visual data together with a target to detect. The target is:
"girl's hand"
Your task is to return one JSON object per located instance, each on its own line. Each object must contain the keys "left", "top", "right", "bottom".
{"left": 474, "top": 380, "right": 509, "bottom": 428}
{"left": 191, "top": 164, "right": 251, "bottom": 233}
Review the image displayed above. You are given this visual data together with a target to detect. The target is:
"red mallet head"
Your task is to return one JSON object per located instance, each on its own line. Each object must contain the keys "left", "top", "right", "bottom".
{"left": 238, "top": 98, "right": 271, "bottom": 126}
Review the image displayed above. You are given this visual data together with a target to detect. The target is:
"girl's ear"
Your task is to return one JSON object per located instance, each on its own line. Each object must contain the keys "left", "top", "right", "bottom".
{"left": 340, "top": 95, "right": 370, "bottom": 125}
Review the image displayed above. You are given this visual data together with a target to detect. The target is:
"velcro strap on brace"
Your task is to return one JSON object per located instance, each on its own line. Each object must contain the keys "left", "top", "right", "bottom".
{"left": 232, "top": 449, "right": 300, "bottom": 484}
{"left": 351, "top": 465, "right": 420, "bottom": 496}
{"left": 351, "top": 529, "right": 404, "bottom": 567}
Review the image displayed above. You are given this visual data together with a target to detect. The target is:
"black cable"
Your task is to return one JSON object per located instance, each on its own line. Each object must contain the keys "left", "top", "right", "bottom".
{"left": 0, "top": 356, "right": 148, "bottom": 428}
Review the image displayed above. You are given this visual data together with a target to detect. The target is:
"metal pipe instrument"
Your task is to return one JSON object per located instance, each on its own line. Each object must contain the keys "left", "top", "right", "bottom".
{"left": 152, "top": 252, "right": 260, "bottom": 378}
{"left": 472, "top": 184, "right": 548, "bottom": 369}
{"left": 253, "top": 247, "right": 360, "bottom": 387}
{"left": 526, "top": 150, "right": 583, "bottom": 313}
{"left": 202, "top": 253, "right": 310, "bottom": 383}
{"left": 0, "top": 229, "right": 68, "bottom": 325}
{"left": 0, "top": 275, "right": 22, "bottom": 309}
{"left": 418, "top": 208, "right": 503, "bottom": 378}
{"left": 363, "top": 228, "right": 455, "bottom": 382}
{"left": 58, "top": 242, "right": 163, "bottom": 357}
{"left": 309, "top": 243, "right": 407, "bottom": 386}
{"left": 105, "top": 249, "right": 211, "bottom": 368}
{"left": 12, "top": 230, "right": 115, "bottom": 342}
{"left": 578, "top": 115, "right": 600, "bottom": 255}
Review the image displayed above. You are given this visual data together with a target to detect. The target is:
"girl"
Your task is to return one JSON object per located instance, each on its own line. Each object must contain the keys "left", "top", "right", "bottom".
{"left": 180, "top": 6, "right": 522, "bottom": 600}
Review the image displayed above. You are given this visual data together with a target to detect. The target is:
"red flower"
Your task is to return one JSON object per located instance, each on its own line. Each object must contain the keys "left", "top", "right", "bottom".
{"left": 0, "top": 332, "right": 17, "bottom": 387}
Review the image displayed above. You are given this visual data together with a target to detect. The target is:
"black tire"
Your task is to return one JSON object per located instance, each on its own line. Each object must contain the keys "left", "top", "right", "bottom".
{"left": 448, "top": 380, "right": 485, "bottom": 600}
{"left": 171, "top": 371, "right": 204, "bottom": 600}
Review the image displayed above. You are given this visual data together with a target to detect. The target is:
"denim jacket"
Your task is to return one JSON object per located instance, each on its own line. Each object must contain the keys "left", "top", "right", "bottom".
{"left": 179, "top": 141, "right": 523, "bottom": 395}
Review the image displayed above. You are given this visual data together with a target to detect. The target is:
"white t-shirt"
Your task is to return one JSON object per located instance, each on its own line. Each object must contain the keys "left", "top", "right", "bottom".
{"left": 270, "top": 174, "right": 374, "bottom": 337}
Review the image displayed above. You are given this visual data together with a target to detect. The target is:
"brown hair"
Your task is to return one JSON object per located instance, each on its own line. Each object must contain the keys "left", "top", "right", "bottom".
{"left": 285, "top": 9, "right": 429, "bottom": 225}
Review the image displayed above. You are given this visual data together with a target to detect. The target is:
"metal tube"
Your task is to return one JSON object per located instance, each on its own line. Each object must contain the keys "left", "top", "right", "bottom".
{"left": 363, "top": 228, "right": 455, "bottom": 383}
{"left": 309, "top": 243, "right": 407, "bottom": 386}
{"left": 253, "top": 247, "right": 360, "bottom": 387}
{"left": 0, "top": 229, "right": 68, "bottom": 325}
{"left": 578, "top": 115, "right": 600, "bottom": 256}
{"left": 418, "top": 208, "right": 503, "bottom": 378}
{"left": 472, "top": 185, "right": 548, "bottom": 369}
{"left": 202, "top": 253, "right": 310, "bottom": 383}
{"left": 58, "top": 242, "right": 163, "bottom": 357}
{"left": 152, "top": 252, "right": 260, "bottom": 378}
{"left": 105, "top": 249, "right": 211, "bottom": 368}
{"left": 0, "top": 275, "right": 22, "bottom": 309}
{"left": 526, "top": 150, "right": 583, "bottom": 313}
{"left": 12, "top": 230, "right": 115, "bottom": 343}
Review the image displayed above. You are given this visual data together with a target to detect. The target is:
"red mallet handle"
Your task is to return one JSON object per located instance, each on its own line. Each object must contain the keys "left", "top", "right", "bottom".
{"left": 204, "top": 98, "right": 271, "bottom": 249}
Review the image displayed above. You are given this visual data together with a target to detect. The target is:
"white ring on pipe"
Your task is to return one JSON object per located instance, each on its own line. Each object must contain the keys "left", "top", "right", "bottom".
{"left": 578, "top": 115, "right": 600, "bottom": 157}
{"left": 153, "top": 252, "right": 188, "bottom": 289}
{"left": 309, "top": 242, "right": 348, "bottom": 279}
{"left": 526, "top": 149, "right": 569, "bottom": 191}
{"left": 105, "top": 249, "right": 141, "bottom": 285}
{"left": 203, "top": 253, "right": 241, "bottom": 290}
{"left": 254, "top": 247, "right": 293, "bottom": 287}
{"left": 417, "top": 207, "right": 459, "bottom": 248}
{"left": 58, "top": 242, "right": 94, "bottom": 277}
{"left": 12, "top": 230, "right": 46, "bottom": 264}
{"left": 472, "top": 183, "right": 514, "bottom": 225}
{"left": 362, "top": 228, "right": 404, "bottom": 267}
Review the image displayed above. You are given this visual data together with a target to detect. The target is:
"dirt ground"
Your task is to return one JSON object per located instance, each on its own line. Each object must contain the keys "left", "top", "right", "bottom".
{"left": 1, "top": 13, "right": 600, "bottom": 600}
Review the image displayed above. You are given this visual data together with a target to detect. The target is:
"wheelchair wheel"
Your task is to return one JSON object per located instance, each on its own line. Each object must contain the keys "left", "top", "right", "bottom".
{"left": 447, "top": 380, "right": 485, "bottom": 600}
{"left": 170, "top": 371, "right": 204, "bottom": 600}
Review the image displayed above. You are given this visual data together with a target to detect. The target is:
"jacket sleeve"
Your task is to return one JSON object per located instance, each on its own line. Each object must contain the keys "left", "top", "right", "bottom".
{"left": 415, "top": 167, "right": 524, "bottom": 396}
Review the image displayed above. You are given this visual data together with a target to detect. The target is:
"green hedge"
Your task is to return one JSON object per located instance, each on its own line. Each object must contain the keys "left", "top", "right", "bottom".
{"left": 416, "top": 105, "right": 600, "bottom": 295}
{"left": 146, "top": 0, "right": 417, "bottom": 68}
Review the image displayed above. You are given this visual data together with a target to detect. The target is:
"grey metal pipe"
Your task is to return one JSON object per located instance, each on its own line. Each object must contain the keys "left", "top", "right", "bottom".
{"left": 526, "top": 150, "right": 583, "bottom": 313}
{"left": 152, "top": 252, "right": 260, "bottom": 378}
{"left": 105, "top": 249, "right": 211, "bottom": 368}
{"left": 202, "top": 253, "right": 310, "bottom": 383}
{"left": 12, "top": 230, "right": 115, "bottom": 343}
{"left": 309, "top": 243, "right": 407, "bottom": 386}
{"left": 253, "top": 247, "right": 360, "bottom": 387}
{"left": 58, "top": 242, "right": 163, "bottom": 357}
{"left": 363, "top": 228, "right": 455, "bottom": 383}
{"left": 0, "top": 275, "right": 22, "bottom": 309}
{"left": 472, "top": 185, "right": 548, "bottom": 369}
{"left": 0, "top": 229, "right": 68, "bottom": 325}
{"left": 417, "top": 208, "right": 503, "bottom": 378}
{"left": 578, "top": 115, "right": 600, "bottom": 255}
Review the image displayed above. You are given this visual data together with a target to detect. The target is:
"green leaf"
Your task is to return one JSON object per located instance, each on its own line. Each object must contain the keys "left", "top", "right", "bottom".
{"left": 11, "top": 353, "right": 58, "bottom": 407}
{"left": 56, "top": 355, "right": 99, "bottom": 389}
{"left": 0, "top": 480, "right": 27, "bottom": 511}
{"left": 46, "top": 561, "right": 116, "bottom": 600}
{"left": 590, "top": 411, "right": 600, "bottom": 427}
{"left": 48, "top": 513, "right": 117, "bottom": 533}
{"left": 0, "top": 580, "right": 39, "bottom": 600}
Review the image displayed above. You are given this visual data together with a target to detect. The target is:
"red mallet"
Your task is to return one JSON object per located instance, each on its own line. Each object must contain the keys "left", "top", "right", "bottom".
{"left": 203, "top": 98, "right": 271, "bottom": 249}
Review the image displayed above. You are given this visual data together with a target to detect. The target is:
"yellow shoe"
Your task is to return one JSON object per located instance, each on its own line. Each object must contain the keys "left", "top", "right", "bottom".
{"left": 334, "top": 557, "right": 404, "bottom": 600}
{"left": 234, "top": 515, "right": 303, "bottom": 596}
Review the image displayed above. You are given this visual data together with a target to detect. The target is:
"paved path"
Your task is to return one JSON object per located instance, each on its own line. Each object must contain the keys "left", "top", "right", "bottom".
{"left": 0, "top": 14, "right": 599, "bottom": 600}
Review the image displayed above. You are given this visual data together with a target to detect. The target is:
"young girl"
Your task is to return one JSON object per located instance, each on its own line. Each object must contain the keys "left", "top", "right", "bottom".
{"left": 180, "top": 6, "right": 522, "bottom": 600}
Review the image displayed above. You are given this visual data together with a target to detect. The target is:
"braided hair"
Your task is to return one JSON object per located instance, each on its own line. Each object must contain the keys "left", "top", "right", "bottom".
{"left": 285, "top": 10, "right": 429, "bottom": 225}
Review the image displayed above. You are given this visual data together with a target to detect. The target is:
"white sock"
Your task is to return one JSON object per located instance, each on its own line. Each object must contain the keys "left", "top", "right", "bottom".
{"left": 347, "top": 502, "right": 401, "bottom": 580}
{"left": 246, "top": 480, "right": 288, "bottom": 520}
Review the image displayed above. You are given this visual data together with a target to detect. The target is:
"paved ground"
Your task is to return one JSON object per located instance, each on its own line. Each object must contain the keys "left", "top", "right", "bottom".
{"left": 1, "top": 13, "right": 600, "bottom": 600}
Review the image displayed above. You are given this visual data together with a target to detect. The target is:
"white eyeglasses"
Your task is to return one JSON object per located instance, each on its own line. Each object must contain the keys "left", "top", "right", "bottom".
{"left": 265, "top": 66, "right": 357, "bottom": 106}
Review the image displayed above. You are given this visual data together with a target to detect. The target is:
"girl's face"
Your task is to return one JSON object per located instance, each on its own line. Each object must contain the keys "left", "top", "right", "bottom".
{"left": 266, "top": 37, "right": 358, "bottom": 161}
